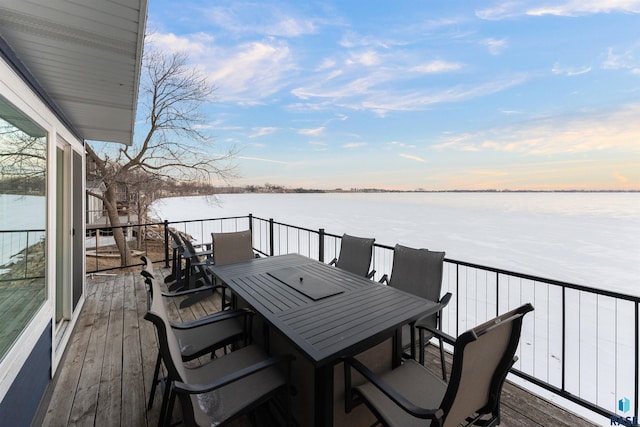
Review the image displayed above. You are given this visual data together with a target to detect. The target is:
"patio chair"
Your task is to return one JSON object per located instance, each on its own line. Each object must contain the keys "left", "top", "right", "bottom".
{"left": 140, "top": 257, "right": 254, "bottom": 411}
{"left": 344, "top": 303, "right": 534, "bottom": 427}
{"left": 329, "top": 233, "right": 376, "bottom": 279}
{"left": 165, "top": 230, "right": 212, "bottom": 292}
{"left": 163, "top": 234, "right": 222, "bottom": 308}
{"left": 379, "top": 244, "right": 451, "bottom": 378}
{"left": 166, "top": 230, "right": 257, "bottom": 309}
{"left": 144, "top": 273, "right": 294, "bottom": 426}
{"left": 164, "top": 230, "right": 183, "bottom": 285}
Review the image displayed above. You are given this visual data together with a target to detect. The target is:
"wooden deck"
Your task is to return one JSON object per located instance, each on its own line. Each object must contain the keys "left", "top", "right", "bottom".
{"left": 38, "top": 267, "right": 600, "bottom": 427}
{"left": 0, "top": 281, "right": 45, "bottom": 358}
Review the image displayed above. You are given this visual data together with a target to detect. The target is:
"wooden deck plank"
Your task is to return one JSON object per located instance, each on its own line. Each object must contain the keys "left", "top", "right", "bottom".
{"left": 67, "top": 272, "right": 114, "bottom": 426}
{"left": 42, "top": 274, "right": 107, "bottom": 427}
{"left": 0, "top": 283, "right": 45, "bottom": 356}
{"left": 95, "top": 273, "right": 124, "bottom": 426}
{"left": 41, "top": 269, "right": 603, "bottom": 427}
{"left": 121, "top": 272, "right": 148, "bottom": 427}
{"left": 136, "top": 269, "right": 162, "bottom": 426}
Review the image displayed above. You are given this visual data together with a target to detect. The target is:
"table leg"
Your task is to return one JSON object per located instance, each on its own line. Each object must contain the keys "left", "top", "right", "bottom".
{"left": 315, "top": 365, "right": 334, "bottom": 426}
{"left": 392, "top": 327, "right": 402, "bottom": 367}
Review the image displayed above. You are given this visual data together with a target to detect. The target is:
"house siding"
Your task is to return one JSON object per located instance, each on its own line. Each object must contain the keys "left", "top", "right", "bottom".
{"left": 0, "top": 322, "right": 51, "bottom": 427}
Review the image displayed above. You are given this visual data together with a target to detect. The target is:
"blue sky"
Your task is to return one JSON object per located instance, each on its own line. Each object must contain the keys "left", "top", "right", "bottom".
{"left": 144, "top": 1, "right": 640, "bottom": 191}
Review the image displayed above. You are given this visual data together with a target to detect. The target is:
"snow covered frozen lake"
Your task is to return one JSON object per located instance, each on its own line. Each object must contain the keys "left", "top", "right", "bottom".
{"left": 151, "top": 191, "right": 640, "bottom": 297}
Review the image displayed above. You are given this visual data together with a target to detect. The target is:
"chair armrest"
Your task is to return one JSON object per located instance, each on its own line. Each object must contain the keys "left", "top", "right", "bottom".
{"left": 193, "top": 242, "right": 212, "bottom": 251}
{"left": 438, "top": 292, "right": 452, "bottom": 307}
{"left": 140, "top": 269, "right": 154, "bottom": 280}
{"left": 343, "top": 357, "right": 444, "bottom": 420}
{"left": 170, "top": 307, "right": 254, "bottom": 329}
{"left": 189, "top": 258, "right": 214, "bottom": 267}
{"left": 162, "top": 284, "right": 226, "bottom": 298}
{"left": 415, "top": 324, "right": 456, "bottom": 346}
{"left": 414, "top": 292, "right": 452, "bottom": 327}
{"left": 378, "top": 274, "right": 389, "bottom": 284}
{"left": 183, "top": 248, "right": 214, "bottom": 259}
{"left": 171, "top": 354, "right": 295, "bottom": 395}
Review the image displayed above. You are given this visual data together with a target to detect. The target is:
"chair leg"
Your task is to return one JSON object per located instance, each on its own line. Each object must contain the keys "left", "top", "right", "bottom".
{"left": 162, "top": 383, "right": 177, "bottom": 427}
{"left": 165, "top": 248, "right": 178, "bottom": 283}
{"left": 439, "top": 337, "right": 447, "bottom": 381}
{"left": 409, "top": 323, "right": 416, "bottom": 360}
{"left": 159, "top": 376, "right": 171, "bottom": 427}
{"left": 148, "top": 352, "right": 162, "bottom": 410}
{"left": 419, "top": 330, "right": 425, "bottom": 366}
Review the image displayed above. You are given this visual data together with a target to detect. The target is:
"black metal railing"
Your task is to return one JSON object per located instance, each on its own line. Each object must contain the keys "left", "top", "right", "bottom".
{"left": 0, "top": 228, "right": 46, "bottom": 283}
{"left": 85, "top": 214, "right": 639, "bottom": 422}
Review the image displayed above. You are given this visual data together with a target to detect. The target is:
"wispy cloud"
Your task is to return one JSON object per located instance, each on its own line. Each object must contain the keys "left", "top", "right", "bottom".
{"left": 482, "top": 38, "right": 508, "bottom": 55}
{"left": 469, "top": 170, "right": 509, "bottom": 176}
{"left": 207, "top": 40, "right": 296, "bottom": 103}
{"left": 298, "top": 127, "right": 325, "bottom": 136}
{"left": 552, "top": 63, "right": 592, "bottom": 76}
{"left": 204, "top": 4, "right": 321, "bottom": 37}
{"left": 346, "top": 50, "right": 381, "bottom": 66}
{"left": 343, "top": 142, "right": 367, "bottom": 148}
{"left": 149, "top": 30, "right": 297, "bottom": 104}
{"left": 602, "top": 47, "right": 640, "bottom": 74}
{"left": 436, "top": 103, "right": 640, "bottom": 155}
{"left": 308, "top": 141, "right": 328, "bottom": 151}
{"left": 613, "top": 172, "right": 629, "bottom": 184}
{"left": 411, "top": 60, "right": 462, "bottom": 73}
{"left": 399, "top": 154, "right": 426, "bottom": 162}
{"left": 477, "top": 1, "right": 640, "bottom": 20}
{"left": 293, "top": 72, "right": 528, "bottom": 116}
{"left": 527, "top": 1, "right": 640, "bottom": 17}
{"left": 237, "top": 156, "right": 290, "bottom": 165}
{"left": 388, "top": 141, "right": 416, "bottom": 149}
{"left": 146, "top": 31, "right": 210, "bottom": 54}
{"left": 249, "top": 127, "right": 278, "bottom": 138}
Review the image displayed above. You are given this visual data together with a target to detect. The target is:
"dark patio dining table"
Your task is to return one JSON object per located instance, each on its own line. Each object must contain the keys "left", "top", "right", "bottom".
{"left": 207, "top": 253, "right": 438, "bottom": 427}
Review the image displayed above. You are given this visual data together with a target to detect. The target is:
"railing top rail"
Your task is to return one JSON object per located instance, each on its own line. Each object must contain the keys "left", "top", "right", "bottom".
{"left": 165, "top": 215, "right": 250, "bottom": 226}
{"left": 252, "top": 215, "right": 321, "bottom": 235}
{"left": 83, "top": 215, "right": 251, "bottom": 231}
{"left": 0, "top": 228, "right": 46, "bottom": 233}
{"left": 86, "top": 214, "right": 640, "bottom": 303}
{"left": 442, "top": 255, "right": 640, "bottom": 303}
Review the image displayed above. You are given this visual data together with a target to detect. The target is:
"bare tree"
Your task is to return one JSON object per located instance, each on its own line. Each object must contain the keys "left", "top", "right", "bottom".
{"left": 0, "top": 123, "right": 47, "bottom": 195}
{"left": 86, "top": 46, "right": 237, "bottom": 266}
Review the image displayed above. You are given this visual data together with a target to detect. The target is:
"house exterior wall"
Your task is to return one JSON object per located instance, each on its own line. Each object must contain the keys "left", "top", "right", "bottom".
{"left": 0, "top": 44, "right": 85, "bottom": 425}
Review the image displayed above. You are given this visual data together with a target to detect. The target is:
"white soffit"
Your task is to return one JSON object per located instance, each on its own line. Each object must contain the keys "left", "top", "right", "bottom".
{"left": 0, "top": 0, "right": 147, "bottom": 145}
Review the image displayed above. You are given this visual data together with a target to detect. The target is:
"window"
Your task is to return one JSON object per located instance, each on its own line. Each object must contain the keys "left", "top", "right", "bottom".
{"left": 0, "top": 94, "right": 47, "bottom": 361}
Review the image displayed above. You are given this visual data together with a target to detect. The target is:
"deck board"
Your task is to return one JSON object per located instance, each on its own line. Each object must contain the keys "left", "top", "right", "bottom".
{"left": 40, "top": 268, "right": 602, "bottom": 427}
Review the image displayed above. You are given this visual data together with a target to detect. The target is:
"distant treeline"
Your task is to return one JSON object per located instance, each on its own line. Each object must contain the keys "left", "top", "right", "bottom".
{"left": 0, "top": 176, "right": 45, "bottom": 195}
{"left": 209, "top": 185, "right": 638, "bottom": 194}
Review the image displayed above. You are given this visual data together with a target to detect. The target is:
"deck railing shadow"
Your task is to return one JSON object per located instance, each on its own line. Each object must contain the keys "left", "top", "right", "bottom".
{"left": 85, "top": 214, "right": 639, "bottom": 423}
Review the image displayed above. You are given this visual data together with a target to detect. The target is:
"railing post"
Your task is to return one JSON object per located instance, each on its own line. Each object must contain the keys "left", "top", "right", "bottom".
{"left": 455, "top": 263, "right": 460, "bottom": 337}
{"left": 561, "top": 286, "right": 566, "bottom": 394}
{"left": 164, "top": 220, "right": 170, "bottom": 268}
{"left": 24, "top": 232, "right": 29, "bottom": 279}
{"left": 269, "top": 218, "right": 274, "bottom": 256}
{"left": 635, "top": 301, "right": 639, "bottom": 418}
{"left": 249, "top": 213, "right": 253, "bottom": 234}
{"left": 95, "top": 229, "right": 100, "bottom": 271}
{"left": 318, "top": 228, "right": 325, "bottom": 262}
